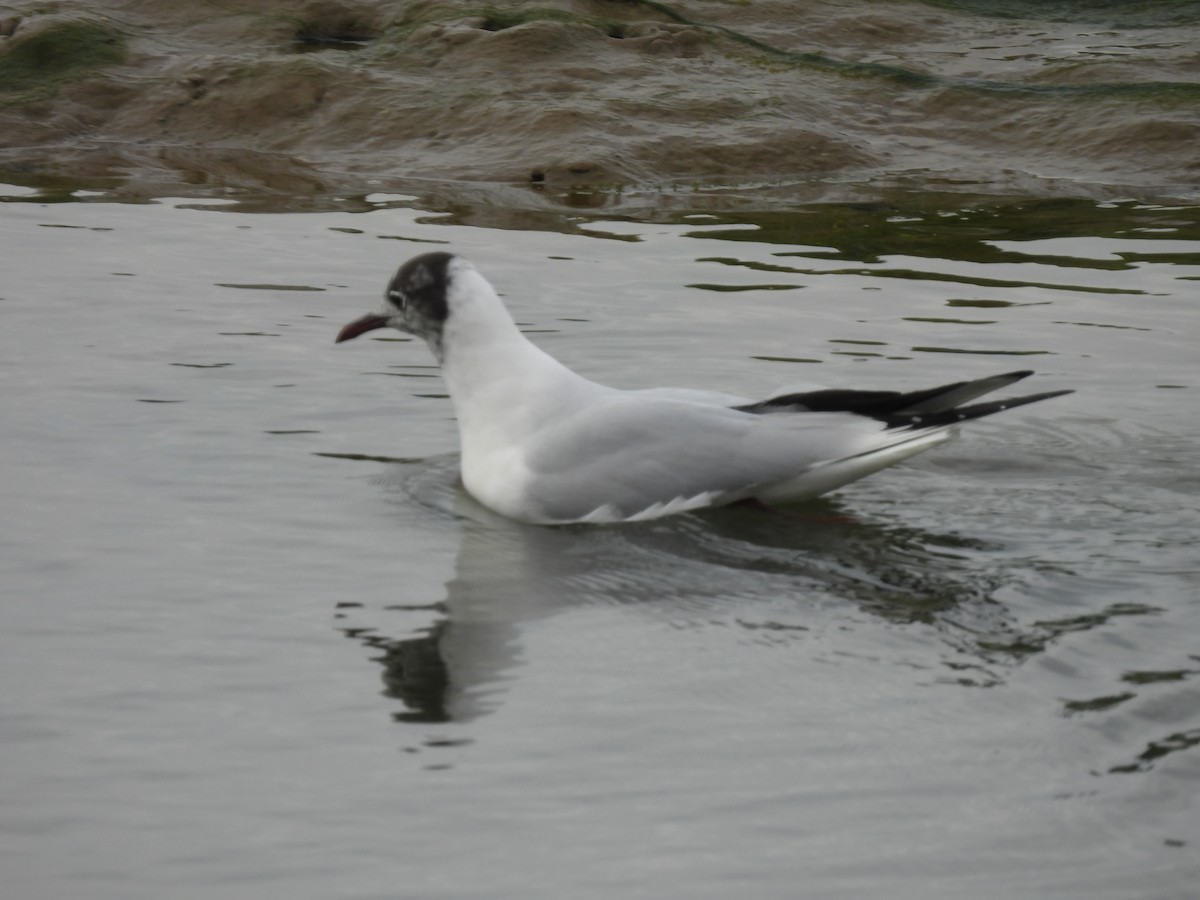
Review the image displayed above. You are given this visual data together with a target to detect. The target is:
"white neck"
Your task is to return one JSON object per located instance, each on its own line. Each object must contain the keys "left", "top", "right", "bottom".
{"left": 436, "top": 269, "right": 604, "bottom": 456}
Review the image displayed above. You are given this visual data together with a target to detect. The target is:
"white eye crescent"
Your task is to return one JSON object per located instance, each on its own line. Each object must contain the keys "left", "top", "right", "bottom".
{"left": 388, "top": 289, "right": 406, "bottom": 309}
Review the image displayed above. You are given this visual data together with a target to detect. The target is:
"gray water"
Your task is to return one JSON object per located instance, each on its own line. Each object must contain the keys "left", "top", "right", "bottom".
{"left": 2, "top": 185, "right": 1198, "bottom": 899}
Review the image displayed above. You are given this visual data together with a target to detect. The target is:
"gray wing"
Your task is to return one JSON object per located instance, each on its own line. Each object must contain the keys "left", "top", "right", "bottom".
{"left": 520, "top": 395, "right": 899, "bottom": 523}
{"left": 626, "top": 386, "right": 750, "bottom": 406}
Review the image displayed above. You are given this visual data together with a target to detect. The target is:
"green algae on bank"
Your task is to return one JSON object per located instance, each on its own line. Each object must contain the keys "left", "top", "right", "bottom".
{"left": 0, "top": 19, "right": 125, "bottom": 102}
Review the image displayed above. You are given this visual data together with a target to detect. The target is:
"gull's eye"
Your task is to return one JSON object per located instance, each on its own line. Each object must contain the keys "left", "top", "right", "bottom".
{"left": 387, "top": 289, "right": 406, "bottom": 310}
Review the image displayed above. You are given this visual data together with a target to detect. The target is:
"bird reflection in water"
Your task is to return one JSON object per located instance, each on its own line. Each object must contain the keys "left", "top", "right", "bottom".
{"left": 331, "top": 461, "right": 1071, "bottom": 726}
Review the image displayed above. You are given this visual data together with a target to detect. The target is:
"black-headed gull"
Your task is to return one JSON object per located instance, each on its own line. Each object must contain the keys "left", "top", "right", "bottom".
{"left": 336, "top": 252, "right": 1072, "bottom": 524}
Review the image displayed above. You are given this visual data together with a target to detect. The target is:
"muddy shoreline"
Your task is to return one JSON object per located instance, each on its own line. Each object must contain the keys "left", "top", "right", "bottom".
{"left": 2, "top": 1, "right": 1198, "bottom": 210}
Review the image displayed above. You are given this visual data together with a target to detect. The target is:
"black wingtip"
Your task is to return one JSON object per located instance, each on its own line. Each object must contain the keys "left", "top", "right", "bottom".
{"left": 736, "top": 369, "right": 1047, "bottom": 419}
{"left": 887, "top": 388, "right": 1074, "bottom": 430}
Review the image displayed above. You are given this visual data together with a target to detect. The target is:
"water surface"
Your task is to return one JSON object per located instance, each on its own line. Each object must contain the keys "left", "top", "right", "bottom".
{"left": 1, "top": 186, "right": 1197, "bottom": 899}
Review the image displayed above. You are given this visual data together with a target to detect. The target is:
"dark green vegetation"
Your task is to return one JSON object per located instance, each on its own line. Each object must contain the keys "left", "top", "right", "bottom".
{"left": 919, "top": 0, "right": 1200, "bottom": 28}
{"left": 0, "top": 19, "right": 125, "bottom": 103}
